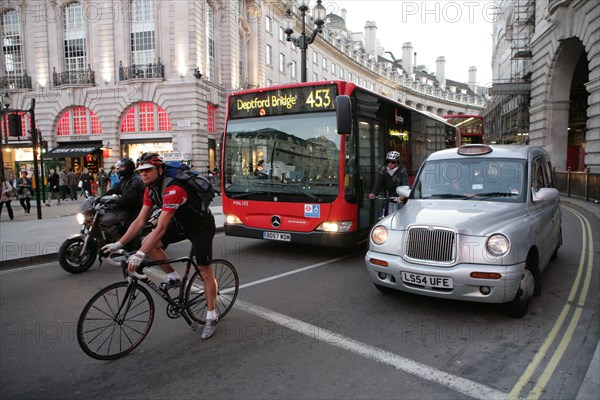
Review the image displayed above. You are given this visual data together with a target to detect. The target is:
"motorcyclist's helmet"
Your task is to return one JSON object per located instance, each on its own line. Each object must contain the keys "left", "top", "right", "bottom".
{"left": 385, "top": 151, "right": 401, "bottom": 164}
{"left": 115, "top": 158, "right": 135, "bottom": 178}
{"left": 136, "top": 152, "right": 165, "bottom": 172}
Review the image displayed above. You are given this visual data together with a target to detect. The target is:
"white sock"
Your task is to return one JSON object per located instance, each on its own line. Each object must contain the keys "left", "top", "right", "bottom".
{"left": 206, "top": 310, "right": 217, "bottom": 321}
{"left": 167, "top": 272, "right": 180, "bottom": 280}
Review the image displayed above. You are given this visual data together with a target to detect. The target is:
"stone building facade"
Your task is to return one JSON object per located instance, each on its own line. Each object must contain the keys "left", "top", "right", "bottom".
{"left": 1, "top": 0, "right": 487, "bottom": 181}
{"left": 485, "top": 0, "right": 599, "bottom": 173}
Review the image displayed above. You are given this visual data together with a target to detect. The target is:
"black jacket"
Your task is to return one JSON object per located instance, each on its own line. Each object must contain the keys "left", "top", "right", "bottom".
{"left": 371, "top": 165, "right": 409, "bottom": 196}
{"left": 103, "top": 174, "right": 145, "bottom": 218}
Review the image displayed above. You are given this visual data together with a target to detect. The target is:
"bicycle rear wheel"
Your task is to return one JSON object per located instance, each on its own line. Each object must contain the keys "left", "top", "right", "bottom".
{"left": 77, "top": 281, "right": 154, "bottom": 360}
{"left": 185, "top": 259, "right": 239, "bottom": 324}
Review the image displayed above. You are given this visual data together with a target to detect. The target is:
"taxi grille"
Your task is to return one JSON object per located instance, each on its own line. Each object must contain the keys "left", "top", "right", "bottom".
{"left": 405, "top": 227, "right": 456, "bottom": 263}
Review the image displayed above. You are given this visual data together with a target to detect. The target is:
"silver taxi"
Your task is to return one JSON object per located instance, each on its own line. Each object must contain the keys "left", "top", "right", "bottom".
{"left": 365, "top": 144, "right": 562, "bottom": 317}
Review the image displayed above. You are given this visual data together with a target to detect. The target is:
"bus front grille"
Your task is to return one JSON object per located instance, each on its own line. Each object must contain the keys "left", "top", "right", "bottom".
{"left": 405, "top": 227, "right": 456, "bottom": 263}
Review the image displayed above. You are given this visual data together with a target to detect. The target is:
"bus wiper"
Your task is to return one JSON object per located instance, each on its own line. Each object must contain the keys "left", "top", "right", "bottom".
{"left": 464, "top": 192, "right": 519, "bottom": 200}
{"left": 270, "top": 182, "right": 321, "bottom": 202}
{"left": 230, "top": 191, "right": 269, "bottom": 199}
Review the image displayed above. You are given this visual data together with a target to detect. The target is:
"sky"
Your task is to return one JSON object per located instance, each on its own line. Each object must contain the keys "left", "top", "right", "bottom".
{"left": 324, "top": 0, "right": 495, "bottom": 87}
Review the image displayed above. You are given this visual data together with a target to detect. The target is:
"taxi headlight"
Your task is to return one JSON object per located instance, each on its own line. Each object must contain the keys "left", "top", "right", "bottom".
{"left": 316, "top": 221, "right": 352, "bottom": 232}
{"left": 486, "top": 234, "right": 510, "bottom": 256}
{"left": 371, "top": 226, "right": 388, "bottom": 245}
{"left": 225, "top": 214, "right": 242, "bottom": 225}
{"left": 76, "top": 213, "right": 86, "bottom": 225}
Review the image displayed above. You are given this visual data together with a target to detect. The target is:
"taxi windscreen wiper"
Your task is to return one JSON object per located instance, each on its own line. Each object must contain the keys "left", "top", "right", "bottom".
{"left": 421, "top": 193, "right": 469, "bottom": 199}
{"left": 464, "top": 192, "right": 519, "bottom": 200}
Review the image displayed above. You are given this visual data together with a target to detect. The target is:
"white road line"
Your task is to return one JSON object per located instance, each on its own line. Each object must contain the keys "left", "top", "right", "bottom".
{"left": 0, "top": 262, "right": 56, "bottom": 274}
{"left": 235, "top": 299, "right": 507, "bottom": 400}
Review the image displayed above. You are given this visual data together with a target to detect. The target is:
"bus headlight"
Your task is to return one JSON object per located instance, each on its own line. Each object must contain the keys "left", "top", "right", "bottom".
{"left": 371, "top": 226, "right": 388, "bottom": 245}
{"left": 225, "top": 214, "right": 242, "bottom": 225}
{"left": 486, "top": 234, "right": 509, "bottom": 256}
{"left": 316, "top": 221, "right": 352, "bottom": 233}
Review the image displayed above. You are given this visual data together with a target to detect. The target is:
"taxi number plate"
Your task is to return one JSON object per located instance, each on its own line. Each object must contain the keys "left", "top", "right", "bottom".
{"left": 401, "top": 272, "right": 453, "bottom": 289}
{"left": 263, "top": 231, "right": 291, "bottom": 242}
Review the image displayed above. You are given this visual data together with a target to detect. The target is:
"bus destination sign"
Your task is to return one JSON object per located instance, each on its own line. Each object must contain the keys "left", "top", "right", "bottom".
{"left": 229, "top": 84, "right": 338, "bottom": 119}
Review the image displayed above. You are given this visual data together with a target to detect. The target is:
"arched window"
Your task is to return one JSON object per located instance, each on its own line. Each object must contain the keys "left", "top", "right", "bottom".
{"left": 63, "top": 2, "right": 87, "bottom": 72}
{"left": 57, "top": 107, "right": 102, "bottom": 136}
{"left": 1, "top": 9, "right": 23, "bottom": 76}
{"left": 120, "top": 102, "right": 172, "bottom": 133}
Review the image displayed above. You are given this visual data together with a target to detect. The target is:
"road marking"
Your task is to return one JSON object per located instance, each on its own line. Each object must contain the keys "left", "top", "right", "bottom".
{"left": 0, "top": 262, "right": 57, "bottom": 274}
{"left": 235, "top": 299, "right": 507, "bottom": 400}
{"left": 509, "top": 206, "right": 595, "bottom": 399}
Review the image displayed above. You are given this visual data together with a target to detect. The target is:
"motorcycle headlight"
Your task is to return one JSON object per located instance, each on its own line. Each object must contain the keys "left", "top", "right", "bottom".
{"left": 76, "top": 213, "right": 86, "bottom": 225}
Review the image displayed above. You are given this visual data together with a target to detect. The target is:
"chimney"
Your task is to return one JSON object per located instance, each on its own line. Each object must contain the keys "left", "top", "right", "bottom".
{"left": 364, "top": 21, "right": 377, "bottom": 55}
{"left": 341, "top": 8, "right": 347, "bottom": 22}
{"left": 436, "top": 56, "right": 446, "bottom": 87}
{"left": 402, "top": 42, "right": 414, "bottom": 75}
{"left": 468, "top": 66, "right": 478, "bottom": 93}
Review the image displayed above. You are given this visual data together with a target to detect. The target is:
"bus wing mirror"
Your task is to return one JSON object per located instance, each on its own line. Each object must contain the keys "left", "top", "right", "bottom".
{"left": 336, "top": 95, "right": 352, "bottom": 135}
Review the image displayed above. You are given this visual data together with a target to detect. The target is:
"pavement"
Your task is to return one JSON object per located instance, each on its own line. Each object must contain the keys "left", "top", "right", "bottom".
{"left": 0, "top": 194, "right": 598, "bottom": 399}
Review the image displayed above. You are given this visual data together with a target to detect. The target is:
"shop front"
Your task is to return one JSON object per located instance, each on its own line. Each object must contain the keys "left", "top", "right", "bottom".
{"left": 120, "top": 139, "right": 174, "bottom": 161}
{"left": 44, "top": 142, "right": 103, "bottom": 175}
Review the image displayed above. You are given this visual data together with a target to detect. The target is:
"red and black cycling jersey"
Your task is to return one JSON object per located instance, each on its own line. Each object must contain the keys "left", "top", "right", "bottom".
{"left": 144, "top": 178, "right": 211, "bottom": 234}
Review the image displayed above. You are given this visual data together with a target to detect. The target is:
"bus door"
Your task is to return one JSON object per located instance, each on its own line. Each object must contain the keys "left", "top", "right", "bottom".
{"left": 355, "top": 117, "right": 385, "bottom": 230}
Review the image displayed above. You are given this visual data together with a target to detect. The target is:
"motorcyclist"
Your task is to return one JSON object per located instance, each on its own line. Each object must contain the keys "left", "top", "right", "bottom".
{"left": 101, "top": 158, "right": 145, "bottom": 228}
{"left": 368, "top": 151, "right": 409, "bottom": 214}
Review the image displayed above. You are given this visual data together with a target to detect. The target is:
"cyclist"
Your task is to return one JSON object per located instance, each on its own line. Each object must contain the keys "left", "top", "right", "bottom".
{"left": 368, "top": 151, "right": 409, "bottom": 214}
{"left": 101, "top": 158, "right": 145, "bottom": 227}
{"left": 102, "top": 153, "right": 219, "bottom": 340}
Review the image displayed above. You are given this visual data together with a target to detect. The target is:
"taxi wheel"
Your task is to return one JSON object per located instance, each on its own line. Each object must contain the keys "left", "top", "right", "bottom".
{"left": 504, "top": 266, "right": 535, "bottom": 318}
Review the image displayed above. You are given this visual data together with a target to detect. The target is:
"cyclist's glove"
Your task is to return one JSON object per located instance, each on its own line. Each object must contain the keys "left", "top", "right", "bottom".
{"left": 102, "top": 241, "right": 124, "bottom": 253}
{"left": 127, "top": 251, "right": 146, "bottom": 269}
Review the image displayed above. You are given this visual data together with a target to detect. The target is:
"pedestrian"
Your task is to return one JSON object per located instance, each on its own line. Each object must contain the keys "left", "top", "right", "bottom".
{"left": 16, "top": 170, "right": 32, "bottom": 215}
{"left": 0, "top": 173, "right": 17, "bottom": 220}
{"left": 46, "top": 169, "right": 61, "bottom": 206}
{"left": 79, "top": 168, "right": 92, "bottom": 197}
{"left": 98, "top": 167, "right": 109, "bottom": 195}
{"left": 67, "top": 168, "right": 78, "bottom": 200}
{"left": 108, "top": 166, "right": 119, "bottom": 190}
{"left": 59, "top": 166, "right": 68, "bottom": 201}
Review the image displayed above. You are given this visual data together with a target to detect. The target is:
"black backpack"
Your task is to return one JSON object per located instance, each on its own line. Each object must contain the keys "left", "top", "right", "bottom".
{"left": 163, "top": 162, "right": 215, "bottom": 216}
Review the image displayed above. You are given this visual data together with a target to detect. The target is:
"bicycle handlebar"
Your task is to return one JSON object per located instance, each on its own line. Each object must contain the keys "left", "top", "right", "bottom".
{"left": 114, "top": 249, "right": 149, "bottom": 280}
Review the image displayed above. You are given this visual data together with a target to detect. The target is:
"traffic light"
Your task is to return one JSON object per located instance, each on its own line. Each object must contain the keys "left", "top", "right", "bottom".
{"left": 40, "top": 140, "right": 48, "bottom": 154}
{"left": 8, "top": 114, "right": 22, "bottom": 137}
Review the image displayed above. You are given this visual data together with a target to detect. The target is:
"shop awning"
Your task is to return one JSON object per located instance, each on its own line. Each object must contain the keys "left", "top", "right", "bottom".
{"left": 44, "top": 143, "right": 102, "bottom": 158}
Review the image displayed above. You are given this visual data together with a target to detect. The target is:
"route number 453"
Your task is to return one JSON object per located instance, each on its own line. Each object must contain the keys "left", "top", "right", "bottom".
{"left": 306, "top": 89, "right": 332, "bottom": 108}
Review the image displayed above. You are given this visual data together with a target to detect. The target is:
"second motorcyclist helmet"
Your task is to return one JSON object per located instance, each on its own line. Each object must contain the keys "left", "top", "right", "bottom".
{"left": 115, "top": 158, "right": 135, "bottom": 178}
{"left": 385, "top": 151, "right": 401, "bottom": 164}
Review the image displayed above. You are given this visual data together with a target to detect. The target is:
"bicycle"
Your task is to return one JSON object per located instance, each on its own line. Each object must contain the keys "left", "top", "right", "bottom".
{"left": 77, "top": 250, "right": 239, "bottom": 360}
{"left": 373, "top": 195, "right": 400, "bottom": 219}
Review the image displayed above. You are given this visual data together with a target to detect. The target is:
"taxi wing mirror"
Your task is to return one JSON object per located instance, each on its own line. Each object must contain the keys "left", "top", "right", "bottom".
{"left": 396, "top": 185, "right": 411, "bottom": 198}
{"left": 532, "top": 187, "right": 559, "bottom": 202}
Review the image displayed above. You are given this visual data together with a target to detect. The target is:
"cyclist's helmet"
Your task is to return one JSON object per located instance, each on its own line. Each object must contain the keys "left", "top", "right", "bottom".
{"left": 386, "top": 151, "right": 401, "bottom": 163}
{"left": 115, "top": 158, "right": 135, "bottom": 177}
{"left": 136, "top": 152, "right": 165, "bottom": 171}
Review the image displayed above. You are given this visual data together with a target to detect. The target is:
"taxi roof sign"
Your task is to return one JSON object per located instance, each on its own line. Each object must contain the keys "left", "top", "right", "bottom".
{"left": 457, "top": 144, "right": 493, "bottom": 156}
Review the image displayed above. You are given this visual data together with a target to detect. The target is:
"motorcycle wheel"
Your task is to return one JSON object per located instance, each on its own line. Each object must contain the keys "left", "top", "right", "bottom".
{"left": 58, "top": 237, "right": 98, "bottom": 274}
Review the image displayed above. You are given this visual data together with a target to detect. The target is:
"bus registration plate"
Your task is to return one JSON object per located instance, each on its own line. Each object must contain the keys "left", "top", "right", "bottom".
{"left": 263, "top": 231, "right": 291, "bottom": 242}
{"left": 401, "top": 272, "right": 453, "bottom": 289}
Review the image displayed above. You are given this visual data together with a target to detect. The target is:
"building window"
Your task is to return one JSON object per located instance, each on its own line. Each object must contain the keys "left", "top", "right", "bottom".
{"left": 348, "top": 72, "right": 353, "bottom": 82}
{"left": 313, "top": 52, "right": 318, "bottom": 64}
{"left": 291, "top": 60, "right": 297, "bottom": 79}
{"left": 1, "top": 9, "right": 23, "bottom": 75}
{"left": 265, "top": 15, "right": 272, "bottom": 33}
{"left": 57, "top": 107, "right": 102, "bottom": 136}
{"left": 322, "top": 57, "right": 327, "bottom": 70}
{"left": 340, "top": 67, "right": 344, "bottom": 79}
{"left": 279, "top": 53, "right": 285, "bottom": 73}
{"left": 63, "top": 2, "right": 87, "bottom": 71}
{"left": 207, "top": 104, "right": 216, "bottom": 133}
{"left": 206, "top": 2, "right": 215, "bottom": 80}
{"left": 130, "top": 0, "right": 156, "bottom": 66}
{"left": 119, "top": 102, "right": 172, "bottom": 133}
{"left": 314, "top": 72, "right": 318, "bottom": 81}
{"left": 266, "top": 44, "right": 272, "bottom": 66}
{"left": 279, "top": 26, "right": 285, "bottom": 42}
{"left": 331, "top": 63, "right": 336, "bottom": 76}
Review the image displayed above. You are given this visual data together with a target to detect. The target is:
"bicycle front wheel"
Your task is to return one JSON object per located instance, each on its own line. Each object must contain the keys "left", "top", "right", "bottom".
{"left": 77, "top": 281, "right": 154, "bottom": 360}
{"left": 185, "top": 259, "right": 239, "bottom": 324}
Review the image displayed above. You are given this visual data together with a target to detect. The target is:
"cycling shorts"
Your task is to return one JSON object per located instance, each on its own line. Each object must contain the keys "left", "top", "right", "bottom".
{"left": 161, "top": 214, "right": 216, "bottom": 266}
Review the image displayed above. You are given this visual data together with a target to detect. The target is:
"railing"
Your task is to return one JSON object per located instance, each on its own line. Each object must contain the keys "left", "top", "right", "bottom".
{"left": 0, "top": 72, "right": 32, "bottom": 90}
{"left": 52, "top": 66, "right": 96, "bottom": 86}
{"left": 119, "top": 59, "right": 165, "bottom": 81}
{"left": 553, "top": 168, "right": 600, "bottom": 203}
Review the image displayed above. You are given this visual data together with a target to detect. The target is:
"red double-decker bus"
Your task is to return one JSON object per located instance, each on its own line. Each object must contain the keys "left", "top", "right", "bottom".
{"left": 442, "top": 114, "right": 485, "bottom": 145}
{"left": 221, "top": 81, "right": 457, "bottom": 247}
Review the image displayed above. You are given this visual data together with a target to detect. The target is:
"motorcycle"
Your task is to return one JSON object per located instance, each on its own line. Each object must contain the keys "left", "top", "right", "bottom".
{"left": 58, "top": 195, "right": 158, "bottom": 273}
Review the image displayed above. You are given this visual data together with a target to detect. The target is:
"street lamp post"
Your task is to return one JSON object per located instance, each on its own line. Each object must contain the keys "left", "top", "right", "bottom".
{"left": 0, "top": 94, "right": 8, "bottom": 179}
{"left": 283, "top": 0, "right": 327, "bottom": 83}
